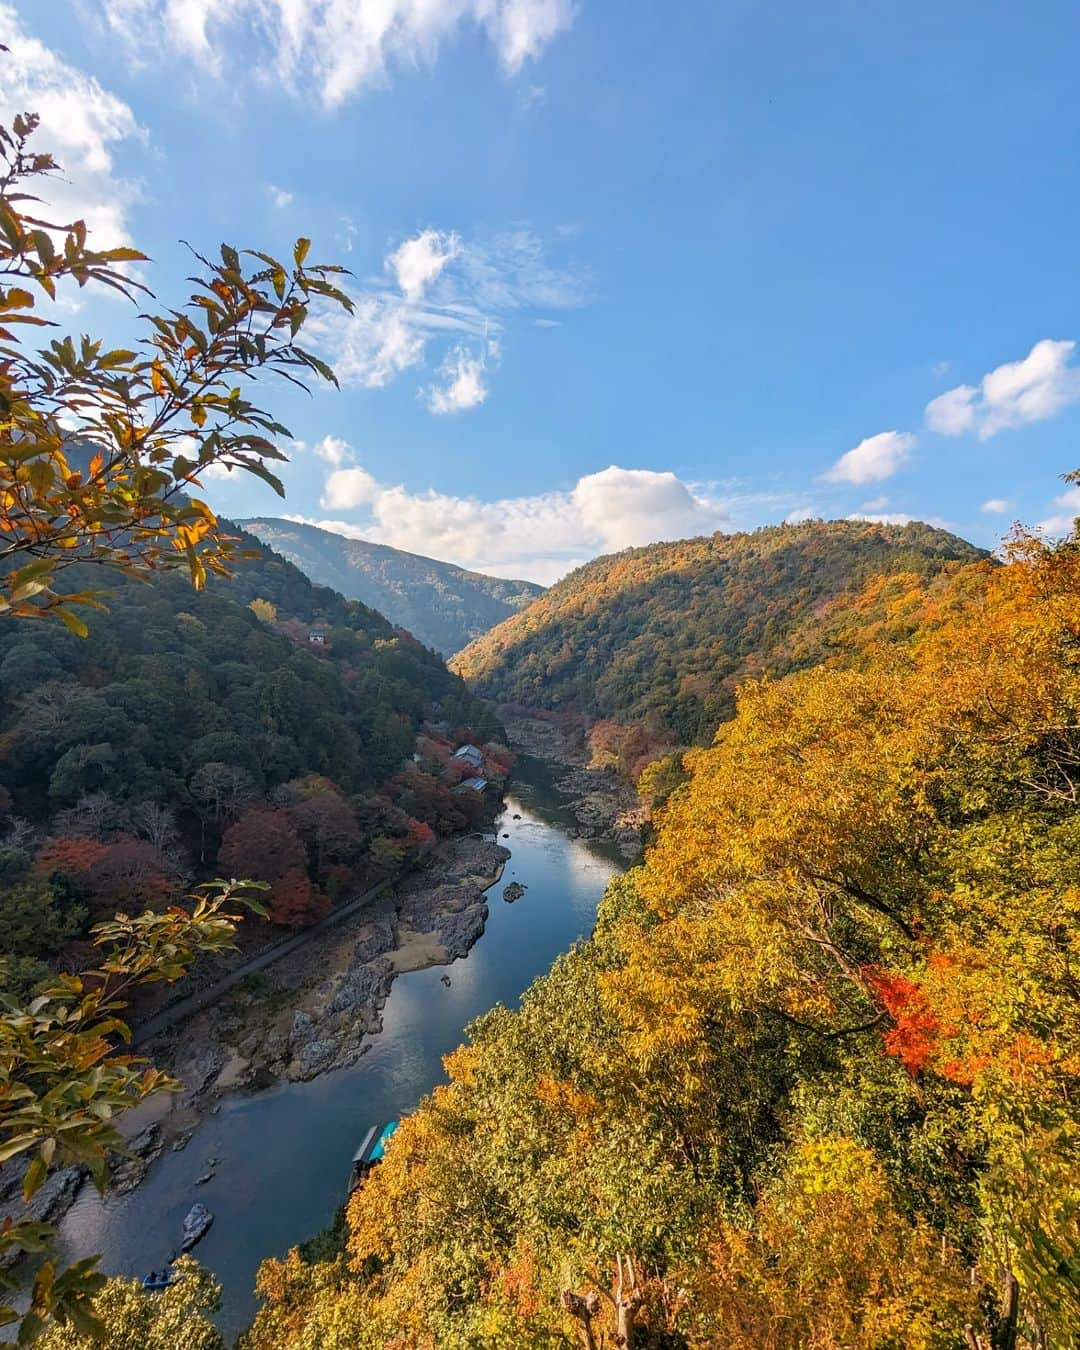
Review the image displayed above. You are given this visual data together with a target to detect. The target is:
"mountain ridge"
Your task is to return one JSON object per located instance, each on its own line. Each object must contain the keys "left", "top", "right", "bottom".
{"left": 452, "top": 517, "right": 988, "bottom": 743}
{"left": 237, "top": 517, "right": 544, "bottom": 657}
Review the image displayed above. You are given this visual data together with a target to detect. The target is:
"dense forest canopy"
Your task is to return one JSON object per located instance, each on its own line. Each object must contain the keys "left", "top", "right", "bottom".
{"left": 453, "top": 518, "right": 986, "bottom": 744}
{"left": 240, "top": 517, "right": 544, "bottom": 657}
{"left": 237, "top": 530, "right": 1080, "bottom": 1350}
{"left": 0, "top": 528, "right": 502, "bottom": 997}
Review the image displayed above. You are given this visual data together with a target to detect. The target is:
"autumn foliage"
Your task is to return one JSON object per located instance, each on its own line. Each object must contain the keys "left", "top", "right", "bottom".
{"left": 247, "top": 527, "right": 1080, "bottom": 1350}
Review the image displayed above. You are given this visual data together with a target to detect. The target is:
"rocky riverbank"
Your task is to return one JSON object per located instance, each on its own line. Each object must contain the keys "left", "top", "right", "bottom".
{"left": 151, "top": 834, "right": 510, "bottom": 1101}
{"left": 501, "top": 712, "right": 645, "bottom": 859}
{"left": 3, "top": 832, "right": 518, "bottom": 1282}
{"left": 24, "top": 830, "right": 514, "bottom": 1229}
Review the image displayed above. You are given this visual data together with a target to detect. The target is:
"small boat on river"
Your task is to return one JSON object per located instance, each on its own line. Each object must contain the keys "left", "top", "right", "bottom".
{"left": 349, "top": 1120, "right": 398, "bottom": 1193}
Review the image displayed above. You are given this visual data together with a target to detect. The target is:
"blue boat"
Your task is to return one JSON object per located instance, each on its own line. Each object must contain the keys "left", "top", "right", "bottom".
{"left": 349, "top": 1120, "right": 398, "bottom": 1192}
{"left": 141, "top": 1265, "right": 178, "bottom": 1292}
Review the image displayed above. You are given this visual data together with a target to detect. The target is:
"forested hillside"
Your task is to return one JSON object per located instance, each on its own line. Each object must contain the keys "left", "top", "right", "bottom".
{"left": 240, "top": 530, "right": 1080, "bottom": 1350}
{"left": 240, "top": 517, "right": 543, "bottom": 656}
{"left": 0, "top": 529, "right": 502, "bottom": 1000}
{"left": 453, "top": 519, "right": 986, "bottom": 743}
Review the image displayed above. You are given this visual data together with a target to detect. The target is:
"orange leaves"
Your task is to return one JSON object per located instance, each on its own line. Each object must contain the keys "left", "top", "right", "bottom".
{"left": 493, "top": 1243, "right": 543, "bottom": 1321}
{"left": 34, "top": 835, "right": 109, "bottom": 878}
{"left": 864, "top": 967, "right": 941, "bottom": 1075}
{"left": 534, "top": 1073, "right": 599, "bottom": 1122}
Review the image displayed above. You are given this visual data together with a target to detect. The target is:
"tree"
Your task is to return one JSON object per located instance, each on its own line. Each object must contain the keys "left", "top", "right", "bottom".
{"left": 0, "top": 97, "right": 344, "bottom": 1343}
{"left": 34, "top": 1256, "right": 224, "bottom": 1350}
{"left": 0, "top": 882, "right": 266, "bottom": 1342}
{"left": 130, "top": 802, "right": 182, "bottom": 861}
{"left": 0, "top": 877, "right": 87, "bottom": 962}
{"left": 52, "top": 792, "right": 129, "bottom": 840}
{"left": 368, "top": 835, "right": 406, "bottom": 879}
{"left": 85, "top": 837, "right": 175, "bottom": 913}
{"left": 268, "top": 869, "right": 329, "bottom": 928}
{"left": 34, "top": 835, "right": 109, "bottom": 880}
{"left": 1, "top": 113, "right": 353, "bottom": 630}
{"left": 219, "top": 807, "right": 305, "bottom": 884}
{"left": 188, "top": 762, "right": 258, "bottom": 861}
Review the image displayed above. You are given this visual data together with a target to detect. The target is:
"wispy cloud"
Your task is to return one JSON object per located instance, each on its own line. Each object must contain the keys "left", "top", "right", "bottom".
{"left": 1038, "top": 485, "right": 1080, "bottom": 538}
{"left": 98, "top": 0, "right": 576, "bottom": 109}
{"left": 0, "top": 3, "right": 145, "bottom": 248}
{"left": 426, "top": 349, "right": 488, "bottom": 414}
{"left": 823, "top": 431, "right": 916, "bottom": 485}
{"left": 926, "top": 339, "right": 1080, "bottom": 439}
{"left": 980, "top": 498, "right": 1010, "bottom": 514}
{"left": 387, "top": 229, "right": 460, "bottom": 302}
{"left": 312, "top": 225, "right": 589, "bottom": 408}
{"left": 267, "top": 183, "right": 293, "bottom": 208}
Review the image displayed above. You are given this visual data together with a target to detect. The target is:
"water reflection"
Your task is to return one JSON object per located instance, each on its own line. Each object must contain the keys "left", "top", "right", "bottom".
{"left": 52, "top": 755, "right": 623, "bottom": 1340}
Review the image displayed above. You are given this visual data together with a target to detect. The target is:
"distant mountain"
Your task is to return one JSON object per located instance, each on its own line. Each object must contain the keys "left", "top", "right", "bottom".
{"left": 238, "top": 518, "right": 544, "bottom": 657}
{"left": 452, "top": 519, "right": 988, "bottom": 744}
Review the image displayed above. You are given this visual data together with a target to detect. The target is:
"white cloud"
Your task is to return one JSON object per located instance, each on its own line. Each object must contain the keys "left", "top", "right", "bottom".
{"left": 925, "top": 385, "right": 978, "bottom": 437}
{"left": 456, "top": 228, "right": 591, "bottom": 311}
{"left": 847, "top": 511, "right": 915, "bottom": 526}
{"left": 427, "top": 349, "right": 488, "bottom": 414}
{"left": 981, "top": 498, "right": 1010, "bottom": 514}
{"left": 321, "top": 465, "right": 381, "bottom": 510}
{"left": 294, "top": 461, "right": 731, "bottom": 583}
{"left": 859, "top": 495, "right": 889, "bottom": 511}
{"left": 313, "top": 225, "right": 588, "bottom": 405}
{"left": 388, "top": 230, "right": 460, "bottom": 302}
{"left": 267, "top": 183, "right": 293, "bottom": 208}
{"left": 1038, "top": 486, "right": 1080, "bottom": 538}
{"left": 0, "top": 3, "right": 144, "bottom": 248}
{"left": 311, "top": 435, "right": 353, "bottom": 467}
{"left": 823, "top": 431, "right": 916, "bottom": 485}
{"left": 926, "top": 339, "right": 1080, "bottom": 440}
{"left": 785, "top": 507, "right": 817, "bottom": 525}
{"left": 316, "top": 295, "right": 428, "bottom": 388}
{"left": 99, "top": 0, "right": 576, "bottom": 108}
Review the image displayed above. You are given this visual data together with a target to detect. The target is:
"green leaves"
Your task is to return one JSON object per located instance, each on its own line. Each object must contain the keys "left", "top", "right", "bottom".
{"left": 0, "top": 879, "right": 261, "bottom": 1343}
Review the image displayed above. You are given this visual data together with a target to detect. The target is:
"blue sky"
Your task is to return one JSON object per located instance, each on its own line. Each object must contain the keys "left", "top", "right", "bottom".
{"left": 4, "top": 1, "right": 1080, "bottom": 582}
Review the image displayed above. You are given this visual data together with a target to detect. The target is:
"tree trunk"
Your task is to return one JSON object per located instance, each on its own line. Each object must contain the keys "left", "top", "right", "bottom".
{"left": 992, "top": 1271, "right": 1019, "bottom": 1350}
{"left": 561, "top": 1289, "right": 600, "bottom": 1350}
{"left": 614, "top": 1253, "right": 644, "bottom": 1349}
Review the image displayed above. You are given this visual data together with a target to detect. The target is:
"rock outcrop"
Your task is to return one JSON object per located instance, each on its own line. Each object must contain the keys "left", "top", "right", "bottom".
{"left": 181, "top": 1202, "right": 214, "bottom": 1250}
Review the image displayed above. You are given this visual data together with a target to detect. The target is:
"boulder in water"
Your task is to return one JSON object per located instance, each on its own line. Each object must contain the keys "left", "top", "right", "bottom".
{"left": 502, "top": 882, "right": 527, "bottom": 903}
{"left": 181, "top": 1202, "right": 214, "bottom": 1250}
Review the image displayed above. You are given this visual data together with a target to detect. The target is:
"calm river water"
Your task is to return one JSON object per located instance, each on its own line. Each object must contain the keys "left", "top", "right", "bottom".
{"left": 52, "top": 754, "right": 623, "bottom": 1341}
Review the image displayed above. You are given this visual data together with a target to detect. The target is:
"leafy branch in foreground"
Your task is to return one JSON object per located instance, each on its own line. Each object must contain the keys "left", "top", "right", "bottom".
{"left": 0, "top": 88, "right": 344, "bottom": 1344}
{"left": 1, "top": 109, "right": 353, "bottom": 629}
{"left": 0, "top": 880, "right": 267, "bottom": 1344}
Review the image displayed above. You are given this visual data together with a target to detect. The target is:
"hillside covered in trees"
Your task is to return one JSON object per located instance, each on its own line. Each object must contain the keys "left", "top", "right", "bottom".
{"left": 234, "top": 529, "right": 1080, "bottom": 1350}
{"left": 453, "top": 519, "right": 986, "bottom": 744}
{"left": 240, "top": 517, "right": 544, "bottom": 656}
{"left": 0, "top": 529, "right": 504, "bottom": 1002}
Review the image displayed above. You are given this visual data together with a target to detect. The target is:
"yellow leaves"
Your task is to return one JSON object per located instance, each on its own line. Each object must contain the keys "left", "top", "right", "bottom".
{"left": 443, "top": 1043, "right": 480, "bottom": 1086}
{"left": 692, "top": 1137, "right": 978, "bottom": 1349}
{"left": 533, "top": 1074, "right": 599, "bottom": 1122}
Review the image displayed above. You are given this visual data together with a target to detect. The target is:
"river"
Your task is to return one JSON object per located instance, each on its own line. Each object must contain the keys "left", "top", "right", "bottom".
{"left": 52, "top": 753, "right": 623, "bottom": 1341}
